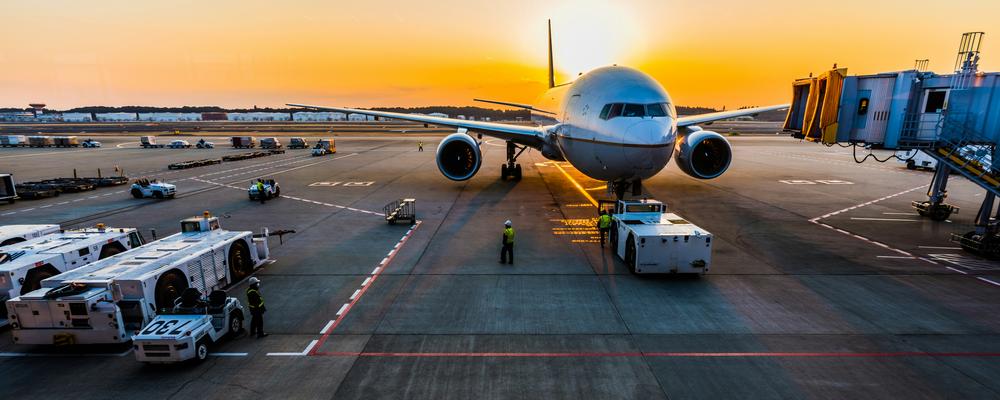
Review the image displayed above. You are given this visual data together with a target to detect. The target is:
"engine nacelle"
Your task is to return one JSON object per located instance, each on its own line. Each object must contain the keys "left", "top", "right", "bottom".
{"left": 436, "top": 133, "right": 482, "bottom": 181}
{"left": 674, "top": 129, "right": 732, "bottom": 179}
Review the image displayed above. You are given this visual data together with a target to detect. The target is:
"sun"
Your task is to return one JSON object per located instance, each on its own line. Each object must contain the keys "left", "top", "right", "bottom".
{"left": 546, "top": 1, "right": 646, "bottom": 81}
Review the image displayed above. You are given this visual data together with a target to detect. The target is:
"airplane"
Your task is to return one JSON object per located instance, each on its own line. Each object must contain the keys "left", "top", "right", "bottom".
{"left": 290, "top": 21, "right": 787, "bottom": 199}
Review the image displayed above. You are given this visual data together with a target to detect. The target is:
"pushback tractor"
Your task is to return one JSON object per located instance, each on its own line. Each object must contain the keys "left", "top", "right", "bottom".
{"left": 6, "top": 213, "right": 269, "bottom": 345}
{"left": 133, "top": 288, "right": 245, "bottom": 363}
{"left": 0, "top": 225, "right": 144, "bottom": 326}
{"left": 601, "top": 199, "right": 713, "bottom": 275}
{"left": 0, "top": 224, "right": 60, "bottom": 247}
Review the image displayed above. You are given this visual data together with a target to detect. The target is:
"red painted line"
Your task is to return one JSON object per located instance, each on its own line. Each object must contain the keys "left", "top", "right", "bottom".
{"left": 308, "top": 221, "right": 422, "bottom": 355}
{"left": 312, "top": 351, "right": 1000, "bottom": 358}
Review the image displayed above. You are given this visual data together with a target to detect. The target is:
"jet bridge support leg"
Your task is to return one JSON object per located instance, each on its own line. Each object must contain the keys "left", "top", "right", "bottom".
{"left": 954, "top": 191, "right": 1000, "bottom": 258}
{"left": 913, "top": 166, "right": 958, "bottom": 221}
{"left": 501, "top": 141, "right": 525, "bottom": 181}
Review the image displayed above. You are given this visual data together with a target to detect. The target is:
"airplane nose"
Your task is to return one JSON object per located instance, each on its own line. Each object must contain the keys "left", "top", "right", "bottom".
{"left": 625, "top": 120, "right": 665, "bottom": 145}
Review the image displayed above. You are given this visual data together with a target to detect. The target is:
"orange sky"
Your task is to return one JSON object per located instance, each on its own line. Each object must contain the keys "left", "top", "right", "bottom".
{"left": 2, "top": 0, "right": 998, "bottom": 110}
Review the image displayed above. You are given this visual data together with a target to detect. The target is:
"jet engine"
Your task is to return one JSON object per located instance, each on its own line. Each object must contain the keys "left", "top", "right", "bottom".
{"left": 436, "top": 133, "right": 482, "bottom": 181}
{"left": 674, "top": 129, "right": 732, "bottom": 179}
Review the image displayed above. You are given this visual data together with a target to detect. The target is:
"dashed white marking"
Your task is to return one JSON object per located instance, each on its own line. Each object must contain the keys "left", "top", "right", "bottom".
{"left": 361, "top": 277, "right": 372, "bottom": 287}
{"left": 208, "top": 352, "right": 248, "bottom": 357}
{"left": 350, "top": 289, "right": 361, "bottom": 300}
{"left": 336, "top": 304, "right": 350, "bottom": 316}
{"left": 849, "top": 217, "right": 918, "bottom": 222}
{"left": 320, "top": 320, "right": 335, "bottom": 334}
{"left": 39, "top": 204, "right": 52, "bottom": 209}
{"left": 379, "top": 257, "right": 388, "bottom": 265}
{"left": 977, "top": 277, "right": 1000, "bottom": 287}
{"left": 371, "top": 267, "right": 381, "bottom": 275}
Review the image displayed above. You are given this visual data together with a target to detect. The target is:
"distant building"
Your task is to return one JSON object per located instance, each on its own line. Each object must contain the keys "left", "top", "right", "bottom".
{"left": 293, "top": 112, "right": 347, "bottom": 121}
{"left": 62, "top": 113, "right": 93, "bottom": 122}
{"left": 95, "top": 112, "right": 138, "bottom": 122}
{"left": 428, "top": 112, "right": 449, "bottom": 118}
{"left": 138, "top": 113, "right": 202, "bottom": 122}
{"left": 227, "top": 112, "right": 291, "bottom": 121}
{"left": 456, "top": 115, "right": 466, "bottom": 120}
{"left": 347, "top": 113, "right": 367, "bottom": 121}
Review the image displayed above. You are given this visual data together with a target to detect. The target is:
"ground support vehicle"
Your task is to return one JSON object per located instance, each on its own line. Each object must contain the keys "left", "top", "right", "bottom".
{"left": 33, "top": 178, "right": 96, "bottom": 193}
{"left": 248, "top": 179, "right": 280, "bottom": 201}
{"left": 312, "top": 138, "right": 336, "bottom": 156}
{"left": 231, "top": 136, "right": 256, "bottom": 149}
{"left": 83, "top": 176, "right": 129, "bottom": 187}
{"left": 1, "top": 135, "right": 27, "bottom": 147}
{"left": 28, "top": 136, "right": 54, "bottom": 147}
{"left": 168, "top": 159, "right": 222, "bottom": 170}
{"left": 384, "top": 198, "right": 416, "bottom": 224}
{"left": 195, "top": 139, "right": 215, "bottom": 149}
{"left": 222, "top": 151, "right": 272, "bottom": 162}
{"left": 13, "top": 184, "right": 60, "bottom": 200}
{"left": 140, "top": 136, "right": 165, "bottom": 148}
{"left": 288, "top": 137, "right": 308, "bottom": 149}
{"left": 0, "top": 226, "right": 144, "bottom": 324}
{"left": 0, "top": 174, "right": 15, "bottom": 204}
{"left": 601, "top": 199, "right": 713, "bottom": 275}
{"left": 81, "top": 139, "right": 102, "bottom": 148}
{"left": 130, "top": 178, "right": 176, "bottom": 199}
{"left": 260, "top": 137, "right": 282, "bottom": 149}
{"left": 0, "top": 225, "right": 60, "bottom": 247}
{"left": 7, "top": 213, "right": 270, "bottom": 345}
{"left": 168, "top": 140, "right": 192, "bottom": 149}
{"left": 53, "top": 136, "right": 80, "bottom": 147}
{"left": 133, "top": 290, "right": 245, "bottom": 363}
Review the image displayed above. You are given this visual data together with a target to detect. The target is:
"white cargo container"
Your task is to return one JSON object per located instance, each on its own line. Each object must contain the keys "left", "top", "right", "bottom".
{"left": 0, "top": 226, "right": 144, "bottom": 325}
{"left": 7, "top": 213, "right": 269, "bottom": 345}
{"left": 0, "top": 135, "right": 27, "bottom": 147}
{"left": 604, "top": 199, "right": 712, "bottom": 275}
{"left": 0, "top": 225, "right": 61, "bottom": 247}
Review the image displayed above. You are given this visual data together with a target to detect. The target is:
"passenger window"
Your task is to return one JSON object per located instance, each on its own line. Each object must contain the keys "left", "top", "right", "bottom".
{"left": 646, "top": 103, "right": 667, "bottom": 117}
{"left": 78, "top": 247, "right": 90, "bottom": 257}
{"left": 607, "top": 103, "right": 623, "bottom": 119}
{"left": 623, "top": 104, "right": 645, "bottom": 117}
{"left": 599, "top": 104, "right": 612, "bottom": 120}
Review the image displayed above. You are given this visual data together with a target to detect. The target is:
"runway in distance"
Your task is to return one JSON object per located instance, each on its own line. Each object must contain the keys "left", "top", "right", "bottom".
{"left": 291, "top": 21, "right": 787, "bottom": 198}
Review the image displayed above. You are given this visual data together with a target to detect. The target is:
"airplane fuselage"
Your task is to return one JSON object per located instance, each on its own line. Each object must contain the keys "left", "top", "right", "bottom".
{"left": 531, "top": 66, "right": 677, "bottom": 182}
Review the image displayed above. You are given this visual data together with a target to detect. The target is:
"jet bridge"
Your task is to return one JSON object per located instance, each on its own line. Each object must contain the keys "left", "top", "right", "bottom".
{"left": 784, "top": 32, "right": 1000, "bottom": 257}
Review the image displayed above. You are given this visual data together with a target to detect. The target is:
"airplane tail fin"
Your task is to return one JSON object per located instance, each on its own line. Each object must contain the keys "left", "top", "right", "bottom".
{"left": 547, "top": 19, "right": 555, "bottom": 89}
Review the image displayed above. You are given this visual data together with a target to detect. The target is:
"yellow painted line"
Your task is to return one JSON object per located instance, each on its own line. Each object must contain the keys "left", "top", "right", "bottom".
{"left": 552, "top": 163, "right": 598, "bottom": 207}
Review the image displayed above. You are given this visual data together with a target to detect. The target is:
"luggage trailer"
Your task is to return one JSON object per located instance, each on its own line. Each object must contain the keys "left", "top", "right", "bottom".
{"left": 7, "top": 213, "right": 270, "bottom": 345}
{"left": 0, "top": 226, "right": 144, "bottom": 325}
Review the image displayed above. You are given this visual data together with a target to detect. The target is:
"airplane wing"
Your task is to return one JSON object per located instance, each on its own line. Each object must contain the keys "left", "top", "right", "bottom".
{"left": 287, "top": 103, "right": 547, "bottom": 148}
{"left": 676, "top": 104, "right": 789, "bottom": 127}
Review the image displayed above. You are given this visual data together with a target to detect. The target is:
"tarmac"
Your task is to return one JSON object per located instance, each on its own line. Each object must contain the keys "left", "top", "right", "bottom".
{"left": 0, "top": 133, "right": 998, "bottom": 399}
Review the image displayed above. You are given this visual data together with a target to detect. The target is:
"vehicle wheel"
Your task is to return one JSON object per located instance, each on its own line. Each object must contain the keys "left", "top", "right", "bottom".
{"left": 274, "top": 187, "right": 280, "bottom": 198}
{"left": 20, "top": 265, "right": 58, "bottom": 295}
{"left": 154, "top": 270, "right": 188, "bottom": 310}
{"left": 229, "top": 311, "right": 244, "bottom": 335}
{"left": 131, "top": 188, "right": 143, "bottom": 199}
{"left": 98, "top": 242, "right": 127, "bottom": 259}
{"left": 514, "top": 164, "right": 523, "bottom": 181}
{"left": 624, "top": 235, "right": 637, "bottom": 274}
{"left": 501, "top": 164, "right": 509, "bottom": 180}
{"left": 1, "top": 237, "right": 26, "bottom": 247}
{"left": 609, "top": 221, "right": 619, "bottom": 250}
{"left": 906, "top": 160, "right": 917, "bottom": 170}
{"left": 154, "top": 191, "right": 164, "bottom": 199}
{"left": 195, "top": 340, "right": 209, "bottom": 362}
{"left": 228, "top": 240, "right": 253, "bottom": 281}
{"left": 929, "top": 205, "right": 951, "bottom": 221}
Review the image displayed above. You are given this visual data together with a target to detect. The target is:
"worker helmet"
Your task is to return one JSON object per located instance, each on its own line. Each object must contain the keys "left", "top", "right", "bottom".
{"left": 248, "top": 277, "right": 260, "bottom": 285}
{"left": 504, "top": 220, "right": 512, "bottom": 227}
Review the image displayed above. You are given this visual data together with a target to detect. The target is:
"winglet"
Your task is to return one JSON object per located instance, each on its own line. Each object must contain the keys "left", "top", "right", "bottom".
{"left": 547, "top": 19, "right": 555, "bottom": 89}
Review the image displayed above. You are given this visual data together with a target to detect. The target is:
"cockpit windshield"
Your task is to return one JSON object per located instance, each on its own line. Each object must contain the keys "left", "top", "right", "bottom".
{"left": 599, "top": 103, "right": 674, "bottom": 120}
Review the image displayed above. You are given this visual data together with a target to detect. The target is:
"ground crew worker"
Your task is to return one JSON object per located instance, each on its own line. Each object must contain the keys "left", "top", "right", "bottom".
{"left": 418, "top": 141, "right": 424, "bottom": 152}
{"left": 597, "top": 209, "right": 612, "bottom": 247}
{"left": 500, "top": 220, "right": 514, "bottom": 264}
{"left": 246, "top": 277, "right": 268, "bottom": 338}
{"left": 256, "top": 179, "right": 266, "bottom": 204}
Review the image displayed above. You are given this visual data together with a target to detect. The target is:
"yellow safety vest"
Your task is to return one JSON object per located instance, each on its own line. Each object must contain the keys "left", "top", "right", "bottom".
{"left": 504, "top": 227, "right": 515, "bottom": 244}
{"left": 598, "top": 214, "right": 612, "bottom": 229}
{"left": 246, "top": 288, "right": 264, "bottom": 309}
{"left": 256, "top": 182, "right": 264, "bottom": 191}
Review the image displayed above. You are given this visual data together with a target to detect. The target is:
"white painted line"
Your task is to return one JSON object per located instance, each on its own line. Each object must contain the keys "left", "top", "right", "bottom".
{"left": 386, "top": 249, "right": 395, "bottom": 257}
{"left": 976, "top": 277, "right": 1000, "bottom": 287}
{"left": 208, "top": 352, "right": 248, "bottom": 357}
{"left": 946, "top": 266, "right": 969, "bottom": 274}
{"left": 336, "top": 303, "right": 349, "bottom": 316}
{"left": 849, "top": 217, "right": 919, "bottom": 222}
{"left": 371, "top": 267, "right": 381, "bottom": 275}
{"left": 350, "top": 289, "right": 361, "bottom": 300}
{"left": 320, "top": 319, "right": 335, "bottom": 334}
{"left": 361, "top": 277, "right": 372, "bottom": 287}
{"left": 39, "top": 204, "right": 52, "bottom": 208}
{"left": 1, "top": 212, "right": 14, "bottom": 216}
{"left": 266, "top": 352, "right": 306, "bottom": 357}
{"left": 302, "top": 340, "right": 318, "bottom": 354}
{"left": 21, "top": 208, "right": 35, "bottom": 212}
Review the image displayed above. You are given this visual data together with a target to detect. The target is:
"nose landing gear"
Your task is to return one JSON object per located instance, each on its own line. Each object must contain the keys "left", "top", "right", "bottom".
{"left": 609, "top": 179, "right": 643, "bottom": 200}
{"left": 501, "top": 141, "right": 527, "bottom": 181}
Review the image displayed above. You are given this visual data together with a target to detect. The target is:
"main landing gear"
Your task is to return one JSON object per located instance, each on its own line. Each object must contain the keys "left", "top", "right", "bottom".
{"left": 609, "top": 179, "right": 643, "bottom": 200}
{"left": 501, "top": 141, "right": 526, "bottom": 181}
